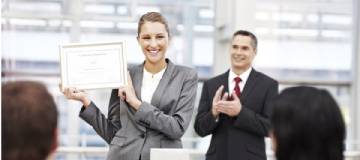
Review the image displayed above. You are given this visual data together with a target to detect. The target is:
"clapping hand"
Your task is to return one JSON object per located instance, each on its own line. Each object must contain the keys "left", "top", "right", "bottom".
{"left": 216, "top": 92, "right": 242, "bottom": 117}
{"left": 212, "top": 85, "right": 224, "bottom": 118}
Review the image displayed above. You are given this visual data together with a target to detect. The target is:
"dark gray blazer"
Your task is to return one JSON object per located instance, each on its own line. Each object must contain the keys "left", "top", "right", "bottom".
{"left": 194, "top": 69, "right": 278, "bottom": 160}
{"left": 79, "top": 59, "right": 198, "bottom": 160}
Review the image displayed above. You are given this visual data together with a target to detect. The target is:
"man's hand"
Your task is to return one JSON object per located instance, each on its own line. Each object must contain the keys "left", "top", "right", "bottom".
{"left": 217, "top": 92, "right": 242, "bottom": 117}
{"left": 211, "top": 85, "right": 224, "bottom": 118}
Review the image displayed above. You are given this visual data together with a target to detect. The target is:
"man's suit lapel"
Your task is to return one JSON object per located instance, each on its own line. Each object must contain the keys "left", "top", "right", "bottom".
{"left": 151, "top": 59, "right": 174, "bottom": 108}
{"left": 241, "top": 69, "right": 259, "bottom": 103}
{"left": 219, "top": 71, "right": 229, "bottom": 121}
{"left": 221, "top": 70, "right": 230, "bottom": 95}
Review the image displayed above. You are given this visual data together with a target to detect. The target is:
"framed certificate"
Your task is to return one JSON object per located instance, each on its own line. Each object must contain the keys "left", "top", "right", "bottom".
{"left": 60, "top": 42, "right": 127, "bottom": 90}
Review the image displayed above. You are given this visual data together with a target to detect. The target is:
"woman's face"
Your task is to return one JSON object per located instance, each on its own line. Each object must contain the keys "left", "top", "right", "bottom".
{"left": 137, "top": 21, "right": 169, "bottom": 65}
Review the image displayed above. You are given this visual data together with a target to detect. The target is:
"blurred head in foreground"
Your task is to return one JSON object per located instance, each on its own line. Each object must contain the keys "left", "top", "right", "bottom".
{"left": 270, "top": 86, "right": 345, "bottom": 160}
{"left": 2, "top": 81, "right": 59, "bottom": 160}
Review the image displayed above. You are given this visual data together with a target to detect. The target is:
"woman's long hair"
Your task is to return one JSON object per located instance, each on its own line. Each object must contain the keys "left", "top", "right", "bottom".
{"left": 271, "top": 86, "right": 346, "bottom": 160}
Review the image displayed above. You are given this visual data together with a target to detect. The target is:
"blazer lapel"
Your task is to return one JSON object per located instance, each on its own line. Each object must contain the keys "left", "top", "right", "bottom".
{"left": 132, "top": 63, "right": 144, "bottom": 100}
{"left": 150, "top": 59, "right": 174, "bottom": 108}
{"left": 128, "top": 63, "right": 146, "bottom": 132}
{"left": 241, "top": 69, "right": 259, "bottom": 103}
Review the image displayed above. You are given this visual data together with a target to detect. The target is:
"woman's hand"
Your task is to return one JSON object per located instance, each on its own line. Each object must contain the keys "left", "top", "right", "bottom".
{"left": 118, "top": 72, "right": 142, "bottom": 110}
{"left": 60, "top": 84, "right": 91, "bottom": 107}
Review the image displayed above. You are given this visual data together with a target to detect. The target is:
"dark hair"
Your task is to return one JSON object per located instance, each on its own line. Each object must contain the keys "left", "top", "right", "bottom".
{"left": 2, "top": 81, "right": 58, "bottom": 160}
{"left": 137, "top": 12, "right": 170, "bottom": 37}
{"left": 270, "top": 86, "right": 345, "bottom": 160}
{"left": 232, "top": 30, "right": 258, "bottom": 51}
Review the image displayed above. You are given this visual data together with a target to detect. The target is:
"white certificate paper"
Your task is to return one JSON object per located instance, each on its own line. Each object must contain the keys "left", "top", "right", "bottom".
{"left": 60, "top": 42, "right": 127, "bottom": 90}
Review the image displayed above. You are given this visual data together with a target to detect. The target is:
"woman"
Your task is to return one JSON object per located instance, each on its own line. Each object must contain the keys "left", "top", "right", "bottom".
{"left": 62, "top": 12, "right": 198, "bottom": 160}
{"left": 270, "top": 86, "right": 346, "bottom": 160}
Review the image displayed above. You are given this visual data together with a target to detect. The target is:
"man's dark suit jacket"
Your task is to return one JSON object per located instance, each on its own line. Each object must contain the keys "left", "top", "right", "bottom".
{"left": 194, "top": 69, "right": 278, "bottom": 160}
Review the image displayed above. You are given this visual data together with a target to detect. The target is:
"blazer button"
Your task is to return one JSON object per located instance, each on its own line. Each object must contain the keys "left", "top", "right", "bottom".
{"left": 141, "top": 133, "right": 146, "bottom": 138}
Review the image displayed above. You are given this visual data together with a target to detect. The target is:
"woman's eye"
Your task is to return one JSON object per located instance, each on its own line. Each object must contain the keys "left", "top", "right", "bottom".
{"left": 157, "top": 36, "right": 164, "bottom": 39}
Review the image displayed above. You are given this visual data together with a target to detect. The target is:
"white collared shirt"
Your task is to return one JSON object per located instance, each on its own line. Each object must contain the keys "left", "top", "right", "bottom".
{"left": 228, "top": 67, "right": 252, "bottom": 94}
{"left": 141, "top": 67, "right": 167, "bottom": 103}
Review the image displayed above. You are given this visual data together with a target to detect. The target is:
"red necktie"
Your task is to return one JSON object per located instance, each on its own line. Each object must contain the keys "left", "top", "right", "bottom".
{"left": 234, "top": 77, "right": 242, "bottom": 97}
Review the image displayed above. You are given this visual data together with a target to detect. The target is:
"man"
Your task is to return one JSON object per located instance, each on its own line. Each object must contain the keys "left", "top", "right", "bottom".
{"left": 194, "top": 30, "right": 278, "bottom": 160}
{"left": 2, "top": 81, "right": 59, "bottom": 160}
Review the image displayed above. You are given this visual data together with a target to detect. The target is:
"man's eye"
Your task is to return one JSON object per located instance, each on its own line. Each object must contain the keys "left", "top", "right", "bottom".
{"left": 142, "top": 36, "right": 150, "bottom": 40}
{"left": 242, "top": 47, "right": 249, "bottom": 50}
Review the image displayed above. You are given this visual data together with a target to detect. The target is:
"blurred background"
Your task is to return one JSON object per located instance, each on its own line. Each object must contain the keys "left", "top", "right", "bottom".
{"left": 2, "top": 0, "right": 360, "bottom": 159}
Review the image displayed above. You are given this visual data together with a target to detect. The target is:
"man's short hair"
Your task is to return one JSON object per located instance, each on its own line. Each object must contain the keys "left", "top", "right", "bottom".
{"left": 2, "top": 81, "right": 58, "bottom": 160}
{"left": 232, "top": 30, "right": 258, "bottom": 51}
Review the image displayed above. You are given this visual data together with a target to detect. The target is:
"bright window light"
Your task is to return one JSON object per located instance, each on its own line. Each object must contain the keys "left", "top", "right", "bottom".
{"left": 48, "top": 20, "right": 61, "bottom": 27}
{"left": 194, "top": 25, "right": 214, "bottom": 32}
{"left": 307, "top": 14, "right": 319, "bottom": 23}
{"left": 9, "top": 2, "right": 61, "bottom": 12}
{"left": 199, "top": 9, "right": 214, "bottom": 19}
{"left": 136, "top": 6, "right": 160, "bottom": 16}
{"left": 10, "top": 18, "right": 46, "bottom": 26}
{"left": 117, "top": 6, "right": 128, "bottom": 15}
{"left": 63, "top": 20, "right": 72, "bottom": 27}
{"left": 176, "top": 24, "right": 213, "bottom": 32}
{"left": 116, "top": 22, "right": 137, "bottom": 29}
{"left": 2, "top": 19, "right": 7, "bottom": 25}
{"left": 177, "top": 24, "right": 184, "bottom": 31}
{"left": 273, "top": 12, "right": 303, "bottom": 22}
{"left": 256, "top": 3, "right": 279, "bottom": 11}
{"left": 255, "top": 27, "right": 271, "bottom": 34}
{"left": 84, "top": 4, "right": 115, "bottom": 14}
{"left": 81, "top": 21, "right": 115, "bottom": 28}
{"left": 322, "top": 30, "right": 349, "bottom": 38}
{"left": 256, "top": 12, "right": 271, "bottom": 21}
{"left": 322, "top": 15, "right": 351, "bottom": 25}
{"left": 273, "top": 28, "right": 318, "bottom": 37}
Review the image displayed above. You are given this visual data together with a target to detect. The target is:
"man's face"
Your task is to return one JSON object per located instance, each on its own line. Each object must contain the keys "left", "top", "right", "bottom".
{"left": 230, "top": 35, "right": 256, "bottom": 71}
